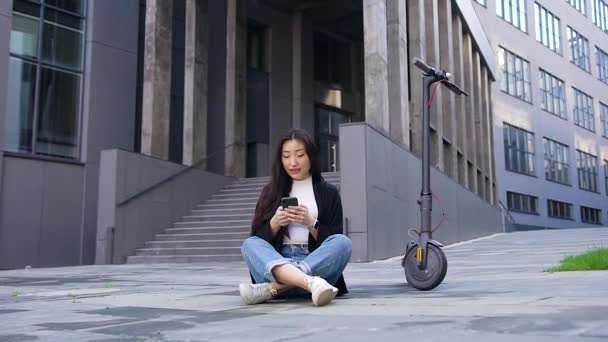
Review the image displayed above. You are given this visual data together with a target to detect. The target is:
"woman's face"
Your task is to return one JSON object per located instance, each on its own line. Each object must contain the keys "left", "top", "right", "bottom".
{"left": 281, "top": 139, "right": 311, "bottom": 181}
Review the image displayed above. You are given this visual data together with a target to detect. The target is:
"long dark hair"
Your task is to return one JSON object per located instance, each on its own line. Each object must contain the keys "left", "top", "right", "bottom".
{"left": 251, "top": 129, "right": 323, "bottom": 235}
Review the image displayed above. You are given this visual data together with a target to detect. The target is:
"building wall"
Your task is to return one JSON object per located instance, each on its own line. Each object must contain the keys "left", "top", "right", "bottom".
{"left": 473, "top": 0, "right": 608, "bottom": 228}
{"left": 0, "top": 157, "right": 84, "bottom": 269}
{"left": 0, "top": 1, "right": 11, "bottom": 232}
{"left": 341, "top": 123, "right": 503, "bottom": 262}
{"left": 0, "top": 0, "right": 140, "bottom": 268}
{"left": 80, "top": 0, "right": 140, "bottom": 263}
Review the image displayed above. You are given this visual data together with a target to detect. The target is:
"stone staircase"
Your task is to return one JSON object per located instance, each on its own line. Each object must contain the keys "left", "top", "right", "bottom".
{"left": 127, "top": 172, "right": 340, "bottom": 264}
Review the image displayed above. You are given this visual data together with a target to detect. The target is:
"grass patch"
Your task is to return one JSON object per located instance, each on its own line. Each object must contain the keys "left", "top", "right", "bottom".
{"left": 545, "top": 247, "right": 608, "bottom": 272}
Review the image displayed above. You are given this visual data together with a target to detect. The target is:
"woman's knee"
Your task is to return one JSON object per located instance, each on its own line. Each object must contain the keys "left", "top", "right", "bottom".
{"left": 241, "top": 236, "right": 264, "bottom": 256}
{"left": 327, "top": 234, "right": 352, "bottom": 256}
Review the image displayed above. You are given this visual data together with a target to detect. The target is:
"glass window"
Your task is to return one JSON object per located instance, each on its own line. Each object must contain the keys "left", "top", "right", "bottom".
{"left": 10, "top": 14, "right": 40, "bottom": 58}
{"left": 46, "top": 0, "right": 86, "bottom": 15}
{"left": 573, "top": 88, "right": 595, "bottom": 132}
{"left": 600, "top": 102, "right": 608, "bottom": 137}
{"left": 567, "top": 26, "right": 591, "bottom": 72}
{"left": 581, "top": 206, "right": 602, "bottom": 224}
{"left": 4, "top": 57, "right": 37, "bottom": 154}
{"left": 4, "top": 0, "right": 86, "bottom": 159}
{"left": 36, "top": 67, "right": 81, "bottom": 158}
{"left": 577, "top": 150, "right": 598, "bottom": 192}
{"left": 548, "top": 199, "right": 572, "bottom": 219}
{"left": 543, "top": 137, "right": 570, "bottom": 184}
{"left": 592, "top": 0, "right": 608, "bottom": 32}
{"left": 496, "top": 0, "right": 528, "bottom": 32}
{"left": 504, "top": 123, "right": 535, "bottom": 175}
{"left": 566, "top": 0, "right": 587, "bottom": 15}
{"left": 314, "top": 33, "right": 351, "bottom": 91}
{"left": 597, "top": 47, "right": 608, "bottom": 84}
{"left": 498, "top": 47, "right": 532, "bottom": 103}
{"left": 534, "top": 3, "right": 561, "bottom": 53}
{"left": 604, "top": 160, "right": 608, "bottom": 195}
{"left": 507, "top": 191, "right": 538, "bottom": 214}
{"left": 539, "top": 69, "right": 566, "bottom": 118}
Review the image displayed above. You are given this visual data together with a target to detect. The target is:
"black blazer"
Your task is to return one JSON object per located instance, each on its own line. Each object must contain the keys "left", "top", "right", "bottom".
{"left": 251, "top": 177, "right": 348, "bottom": 295}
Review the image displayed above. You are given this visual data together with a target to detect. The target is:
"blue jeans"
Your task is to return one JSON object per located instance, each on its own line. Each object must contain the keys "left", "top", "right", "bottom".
{"left": 241, "top": 234, "right": 352, "bottom": 290}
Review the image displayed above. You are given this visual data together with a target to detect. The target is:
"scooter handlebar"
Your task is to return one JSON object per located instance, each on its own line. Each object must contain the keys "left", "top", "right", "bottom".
{"left": 414, "top": 58, "right": 433, "bottom": 74}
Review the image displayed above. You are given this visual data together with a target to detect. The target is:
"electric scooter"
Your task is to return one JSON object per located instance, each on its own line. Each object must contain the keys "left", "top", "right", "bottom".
{"left": 402, "top": 58, "right": 468, "bottom": 291}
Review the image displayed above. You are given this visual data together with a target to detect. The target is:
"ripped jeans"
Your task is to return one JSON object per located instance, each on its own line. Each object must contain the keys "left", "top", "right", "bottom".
{"left": 241, "top": 234, "right": 352, "bottom": 296}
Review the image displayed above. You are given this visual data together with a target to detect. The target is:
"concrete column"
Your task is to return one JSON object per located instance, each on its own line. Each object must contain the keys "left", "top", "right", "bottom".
{"left": 363, "top": 0, "right": 390, "bottom": 134}
{"left": 488, "top": 76, "right": 497, "bottom": 205}
{"left": 424, "top": 0, "right": 443, "bottom": 171}
{"left": 224, "top": 0, "right": 247, "bottom": 177}
{"left": 482, "top": 70, "right": 496, "bottom": 205}
{"left": 292, "top": 12, "right": 303, "bottom": 128}
{"left": 453, "top": 14, "right": 468, "bottom": 188}
{"left": 407, "top": 0, "right": 426, "bottom": 156}
{"left": 387, "top": 0, "right": 409, "bottom": 147}
{"left": 439, "top": 0, "right": 457, "bottom": 179}
{"left": 141, "top": 0, "right": 173, "bottom": 160}
{"left": 463, "top": 33, "right": 477, "bottom": 194}
{"left": 473, "top": 51, "right": 484, "bottom": 198}
{"left": 183, "top": 0, "right": 208, "bottom": 166}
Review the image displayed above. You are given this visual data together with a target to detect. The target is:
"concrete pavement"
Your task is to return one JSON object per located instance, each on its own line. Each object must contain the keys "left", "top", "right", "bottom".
{"left": 1, "top": 228, "right": 608, "bottom": 341}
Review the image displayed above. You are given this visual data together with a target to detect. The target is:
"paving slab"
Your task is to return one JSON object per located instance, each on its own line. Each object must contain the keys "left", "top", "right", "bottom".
{"left": 1, "top": 228, "right": 607, "bottom": 341}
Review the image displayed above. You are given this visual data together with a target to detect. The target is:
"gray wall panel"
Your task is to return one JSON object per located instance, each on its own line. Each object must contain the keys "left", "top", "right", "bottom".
{"left": 339, "top": 124, "right": 368, "bottom": 261}
{"left": 0, "top": 1, "right": 10, "bottom": 16}
{"left": 0, "top": 13, "right": 11, "bottom": 226}
{"left": 88, "top": 0, "right": 139, "bottom": 54}
{"left": 341, "top": 123, "right": 503, "bottom": 262}
{"left": 0, "top": 157, "right": 44, "bottom": 269}
{"left": 0, "top": 157, "right": 84, "bottom": 269}
{"left": 39, "top": 163, "right": 84, "bottom": 267}
{"left": 80, "top": 1, "right": 139, "bottom": 264}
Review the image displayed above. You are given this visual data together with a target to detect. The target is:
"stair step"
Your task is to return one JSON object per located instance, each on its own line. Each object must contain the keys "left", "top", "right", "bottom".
{"left": 211, "top": 192, "right": 261, "bottom": 198}
{"left": 180, "top": 214, "right": 253, "bottom": 222}
{"left": 206, "top": 198, "right": 259, "bottom": 203}
{"left": 127, "top": 255, "right": 243, "bottom": 263}
{"left": 173, "top": 220, "right": 251, "bottom": 228}
{"left": 197, "top": 203, "right": 257, "bottom": 209}
{"left": 219, "top": 187, "right": 264, "bottom": 193}
{"left": 224, "top": 184, "right": 266, "bottom": 190}
{"left": 190, "top": 208, "right": 255, "bottom": 215}
{"left": 135, "top": 247, "right": 242, "bottom": 256}
{"left": 145, "top": 239, "right": 243, "bottom": 248}
{"left": 158, "top": 231, "right": 250, "bottom": 240}
{"left": 127, "top": 174, "right": 340, "bottom": 264}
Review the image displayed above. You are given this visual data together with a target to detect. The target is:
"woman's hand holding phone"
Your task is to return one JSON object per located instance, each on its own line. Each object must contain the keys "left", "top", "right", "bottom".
{"left": 270, "top": 206, "right": 290, "bottom": 230}
{"left": 285, "top": 205, "right": 314, "bottom": 228}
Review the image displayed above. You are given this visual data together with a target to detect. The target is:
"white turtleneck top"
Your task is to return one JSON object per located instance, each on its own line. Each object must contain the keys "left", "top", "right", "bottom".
{"left": 283, "top": 176, "right": 318, "bottom": 244}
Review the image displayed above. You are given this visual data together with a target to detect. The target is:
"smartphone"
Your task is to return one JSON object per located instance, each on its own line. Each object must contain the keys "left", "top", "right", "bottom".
{"left": 280, "top": 196, "right": 299, "bottom": 208}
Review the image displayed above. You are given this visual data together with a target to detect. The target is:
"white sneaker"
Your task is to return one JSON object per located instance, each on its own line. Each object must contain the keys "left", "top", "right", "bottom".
{"left": 239, "top": 283, "right": 277, "bottom": 305}
{"left": 307, "top": 277, "right": 338, "bottom": 306}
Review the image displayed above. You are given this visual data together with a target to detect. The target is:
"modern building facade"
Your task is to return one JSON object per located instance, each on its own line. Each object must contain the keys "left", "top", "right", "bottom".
{"left": 472, "top": 0, "right": 608, "bottom": 230}
{"left": 0, "top": 0, "right": 500, "bottom": 269}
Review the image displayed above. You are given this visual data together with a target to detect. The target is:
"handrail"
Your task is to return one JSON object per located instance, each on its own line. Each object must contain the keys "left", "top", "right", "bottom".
{"left": 116, "top": 140, "right": 246, "bottom": 207}
{"left": 498, "top": 200, "right": 515, "bottom": 224}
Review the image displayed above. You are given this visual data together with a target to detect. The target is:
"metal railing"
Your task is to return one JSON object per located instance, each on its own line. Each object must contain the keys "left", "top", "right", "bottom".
{"left": 498, "top": 199, "right": 515, "bottom": 232}
{"left": 116, "top": 141, "right": 245, "bottom": 207}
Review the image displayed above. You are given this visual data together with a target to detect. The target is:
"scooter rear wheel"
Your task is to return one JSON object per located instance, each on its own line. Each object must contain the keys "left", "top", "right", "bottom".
{"left": 403, "top": 244, "right": 447, "bottom": 291}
